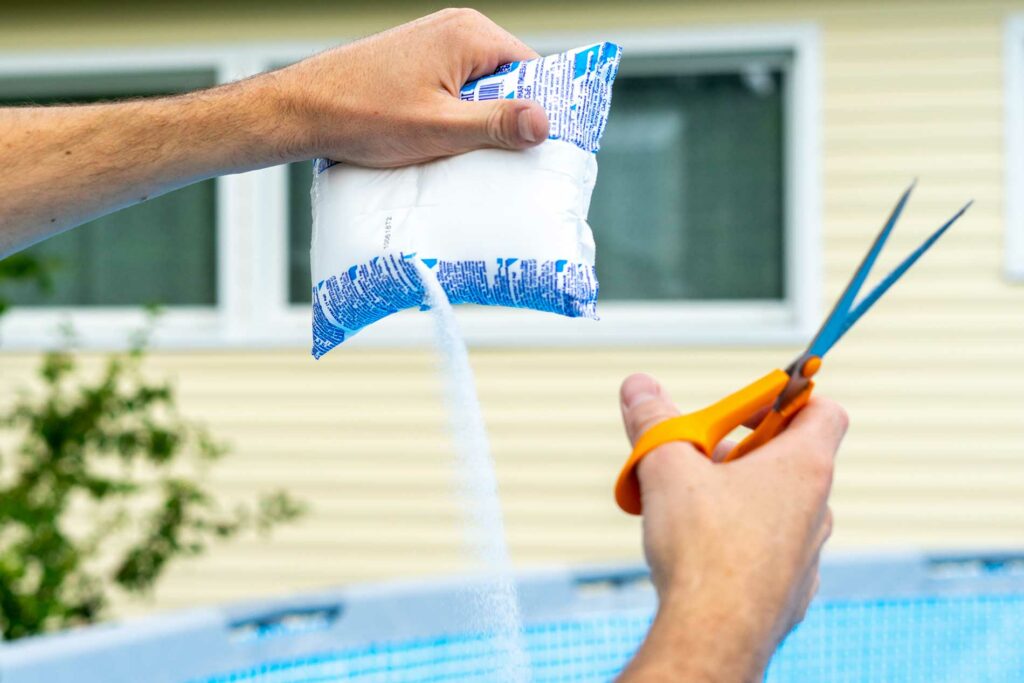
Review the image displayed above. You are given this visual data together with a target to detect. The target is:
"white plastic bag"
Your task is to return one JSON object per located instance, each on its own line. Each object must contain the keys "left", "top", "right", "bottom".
{"left": 310, "top": 42, "right": 621, "bottom": 358}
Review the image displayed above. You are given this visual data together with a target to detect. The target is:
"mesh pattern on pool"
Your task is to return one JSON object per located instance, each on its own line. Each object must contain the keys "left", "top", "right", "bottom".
{"left": 199, "top": 594, "right": 1024, "bottom": 682}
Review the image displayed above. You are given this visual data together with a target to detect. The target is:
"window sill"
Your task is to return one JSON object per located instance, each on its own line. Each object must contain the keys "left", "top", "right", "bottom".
{"left": 0, "top": 301, "right": 812, "bottom": 352}
{"left": 298, "top": 301, "right": 814, "bottom": 349}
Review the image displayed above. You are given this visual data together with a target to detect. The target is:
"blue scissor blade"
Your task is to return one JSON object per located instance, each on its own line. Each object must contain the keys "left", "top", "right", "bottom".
{"left": 807, "top": 181, "right": 916, "bottom": 358}
{"left": 829, "top": 200, "right": 971, "bottom": 353}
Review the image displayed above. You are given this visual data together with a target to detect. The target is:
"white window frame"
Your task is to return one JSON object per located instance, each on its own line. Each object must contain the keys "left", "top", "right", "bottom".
{"left": 1005, "top": 16, "right": 1024, "bottom": 279}
{"left": 0, "top": 45, "right": 285, "bottom": 350}
{"left": 0, "top": 24, "right": 821, "bottom": 351}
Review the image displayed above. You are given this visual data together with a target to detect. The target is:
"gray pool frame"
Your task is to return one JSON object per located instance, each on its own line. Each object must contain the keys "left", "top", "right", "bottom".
{"left": 2, "top": 550, "right": 1023, "bottom": 683}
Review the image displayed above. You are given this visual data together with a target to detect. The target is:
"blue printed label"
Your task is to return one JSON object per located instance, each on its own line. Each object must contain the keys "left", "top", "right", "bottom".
{"left": 311, "top": 255, "right": 598, "bottom": 359}
{"left": 457, "top": 42, "right": 621, "bottom": 155}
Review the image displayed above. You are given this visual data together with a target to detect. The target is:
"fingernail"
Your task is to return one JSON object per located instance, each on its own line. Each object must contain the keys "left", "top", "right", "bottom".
{"left": 517, "top": 108, "right": 537, "bottom": 143}
{"left": 624, "top": 392, "right": 659, "bottom": 410}
{"left": 622, "top": 375, "right": 663, "bottom": 410}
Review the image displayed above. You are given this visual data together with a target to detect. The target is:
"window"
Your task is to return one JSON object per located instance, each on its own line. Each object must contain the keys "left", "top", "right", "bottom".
{"left": 0, "top": 71, "right": 218, "bottom": 308}
{"left": 1006, "top": 16, "right": 1024, "bottom": 279}
{"left": 520, "top": 28, "right": 819, "bottom": 346}
{"left": 0, "top": 28, "right": 819, "bottom": 349}
{"left": 0, "top": 49, "right": 306, "bottom": 350}
{"left": 589, "top": 62, "right": 786, "bottom": 302}
{"left": 287, "top": 159, "right": 314, "bottom": 306}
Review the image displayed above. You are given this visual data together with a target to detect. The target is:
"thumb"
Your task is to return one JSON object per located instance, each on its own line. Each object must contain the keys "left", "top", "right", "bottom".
{"left": 620, "top": 373, "right": 680, "bottom": 446}
{"left": 444, "top": 98, "right": 549, "bottom": 152}
{"left": 620, "top": 374, "right": 706, "bottom": 514}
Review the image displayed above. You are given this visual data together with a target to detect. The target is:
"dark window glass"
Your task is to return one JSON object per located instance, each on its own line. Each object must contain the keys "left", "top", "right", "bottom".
{"left": 0, "top": 70, "right": 218, "bottom": 307}
{"left": 288, "top": 161, "right": 314, "bottom": 305}
{"left": 589, "top": 64, "right": 786, "bottom": 300}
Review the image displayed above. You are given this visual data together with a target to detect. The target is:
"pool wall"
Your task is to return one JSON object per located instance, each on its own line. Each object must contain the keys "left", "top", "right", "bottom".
{"left": 1, "top": 551, "right": 1023, "bottom": 682}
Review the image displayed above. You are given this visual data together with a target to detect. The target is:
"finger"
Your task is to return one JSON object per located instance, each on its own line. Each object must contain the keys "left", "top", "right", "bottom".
{"left": 637, "top": 441, "right": 708, "bottom": 510}
{"left": 619, "top": 373, "right": 679, "bottom": 446}
{"left": 758, "top": 396, "right": 849, "bottom": 464}
{"left": 623, "top": 375, "right": 708, "bottom": 508}
{"left": 710, "top": 439, "right": 737, "bottom": 463}
{"left": 465, "top": 30, "right": 540, "bottom": 81}
{"left": 802, "top": 560, "right": 822, "bottom": 616}
{"left": 788, "top": 557, "right": 821, "bottom": 634}
{"left": 438, "top": 8, "right": 540, "bottom": 81}
{"left": 463, "top": 14, "right": 540, "bottom": 79}
{"left": 815, "top": 507, "right": 834, "bottom": 550}
{"left": 439, "top": 97, "right": 550, "bottom": 152}
{"left": 806, "top": 559, "right": 822, "bottom": 610}
{"left": 790, "top": 396, "right": 849, "bottom": 446}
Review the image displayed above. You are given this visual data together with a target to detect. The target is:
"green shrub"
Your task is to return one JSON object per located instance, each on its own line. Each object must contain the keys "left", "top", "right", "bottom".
{"left": 0, "top": 259, "right": 304, "bottom": 640}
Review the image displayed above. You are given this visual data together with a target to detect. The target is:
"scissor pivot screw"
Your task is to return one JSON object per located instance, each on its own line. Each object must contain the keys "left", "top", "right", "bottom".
{"left": 801, "top": 356, "right": 822, "bottom": 379}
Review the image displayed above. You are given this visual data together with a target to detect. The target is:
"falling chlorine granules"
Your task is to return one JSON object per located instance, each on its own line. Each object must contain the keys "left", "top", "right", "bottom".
{"left": 417, "top": 263, "right": 530, "bottom": 683}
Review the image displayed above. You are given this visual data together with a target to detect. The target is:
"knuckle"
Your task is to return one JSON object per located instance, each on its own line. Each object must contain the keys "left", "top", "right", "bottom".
{"left": 804, "top": 448, "right": 835, "bottom": 489}
{"left": 817, "top": 397, "right": 850, "bottom": 435}
{"left": 630, "top": 403, "right": 672, "bottom": 438}
{"left": 485, "top": 104, "right": 513, "bottom": 146}
{"left": 813, "top": 449, "right": 835, "bottom": 476}
{"left": 638, "top": 447, "right": 673, "bottom": 481}
{"left": 638, "top": 444, "right": 693, "bottom": 482}
{"left": 439, "top": 8, "right": 503, "bottom": 53}
{"left": 440, "top": 7, "right": 486, "bottom": 27}
{"left": 829, "top": 401, "right": 850, "bottom": 434}
{"left": 815, "top": 459, "right": 836, "bottom": 488}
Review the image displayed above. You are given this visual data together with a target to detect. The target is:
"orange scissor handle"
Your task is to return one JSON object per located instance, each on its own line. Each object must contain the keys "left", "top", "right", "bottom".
{"left": 722, "top": 381, "right": 814, "bottom": 462}
{"left": 614, "top": 369, "right": 810, "bottom": 515}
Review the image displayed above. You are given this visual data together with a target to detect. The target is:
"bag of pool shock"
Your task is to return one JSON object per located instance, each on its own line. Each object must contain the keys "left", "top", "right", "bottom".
{"left": 309, "top": 42, "right": 621, "bottom": 358}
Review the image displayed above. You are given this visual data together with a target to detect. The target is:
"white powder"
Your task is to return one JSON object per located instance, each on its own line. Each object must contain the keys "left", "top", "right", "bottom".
{"left": 417, "top": 263, "right": 529, "bottom": 682}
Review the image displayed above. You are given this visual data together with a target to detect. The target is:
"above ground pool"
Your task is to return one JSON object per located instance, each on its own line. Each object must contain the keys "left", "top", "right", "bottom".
{"left": 1, "top": 551, "right": 1023, "bottom": 682}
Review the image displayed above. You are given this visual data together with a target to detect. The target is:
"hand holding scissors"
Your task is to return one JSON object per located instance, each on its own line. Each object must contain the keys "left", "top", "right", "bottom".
{"left": 615, "top": 183, "right": 972, "bottom": 515}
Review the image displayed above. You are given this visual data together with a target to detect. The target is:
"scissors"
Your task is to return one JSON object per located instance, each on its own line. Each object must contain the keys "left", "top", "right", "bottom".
{"left": 614, "top": 182, "right": 973, "bottom": 515}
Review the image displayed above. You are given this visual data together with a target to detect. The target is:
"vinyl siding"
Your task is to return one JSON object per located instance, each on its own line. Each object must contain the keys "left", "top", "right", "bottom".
{"left": 1, "top": 0, "right": 1024, "bottom": 617}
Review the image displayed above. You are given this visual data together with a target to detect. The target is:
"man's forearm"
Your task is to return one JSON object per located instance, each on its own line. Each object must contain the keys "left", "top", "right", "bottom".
{"left": 0, "top": 77, "right": 300, "bottom": 258}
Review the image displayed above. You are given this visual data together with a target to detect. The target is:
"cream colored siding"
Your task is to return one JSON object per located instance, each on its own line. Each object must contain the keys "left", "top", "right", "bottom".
{"left": 3, "top": 0, "right": 1024, "bottom": 617}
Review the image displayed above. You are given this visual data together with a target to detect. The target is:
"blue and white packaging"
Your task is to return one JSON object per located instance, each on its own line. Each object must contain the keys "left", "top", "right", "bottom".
{"left": 310, "top": 42, "right": 621, "bottom": 358}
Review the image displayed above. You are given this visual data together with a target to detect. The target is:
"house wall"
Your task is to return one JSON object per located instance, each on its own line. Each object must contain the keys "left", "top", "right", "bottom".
{"left": 2, "top": 0, "right": 1024, "bottom": 616}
